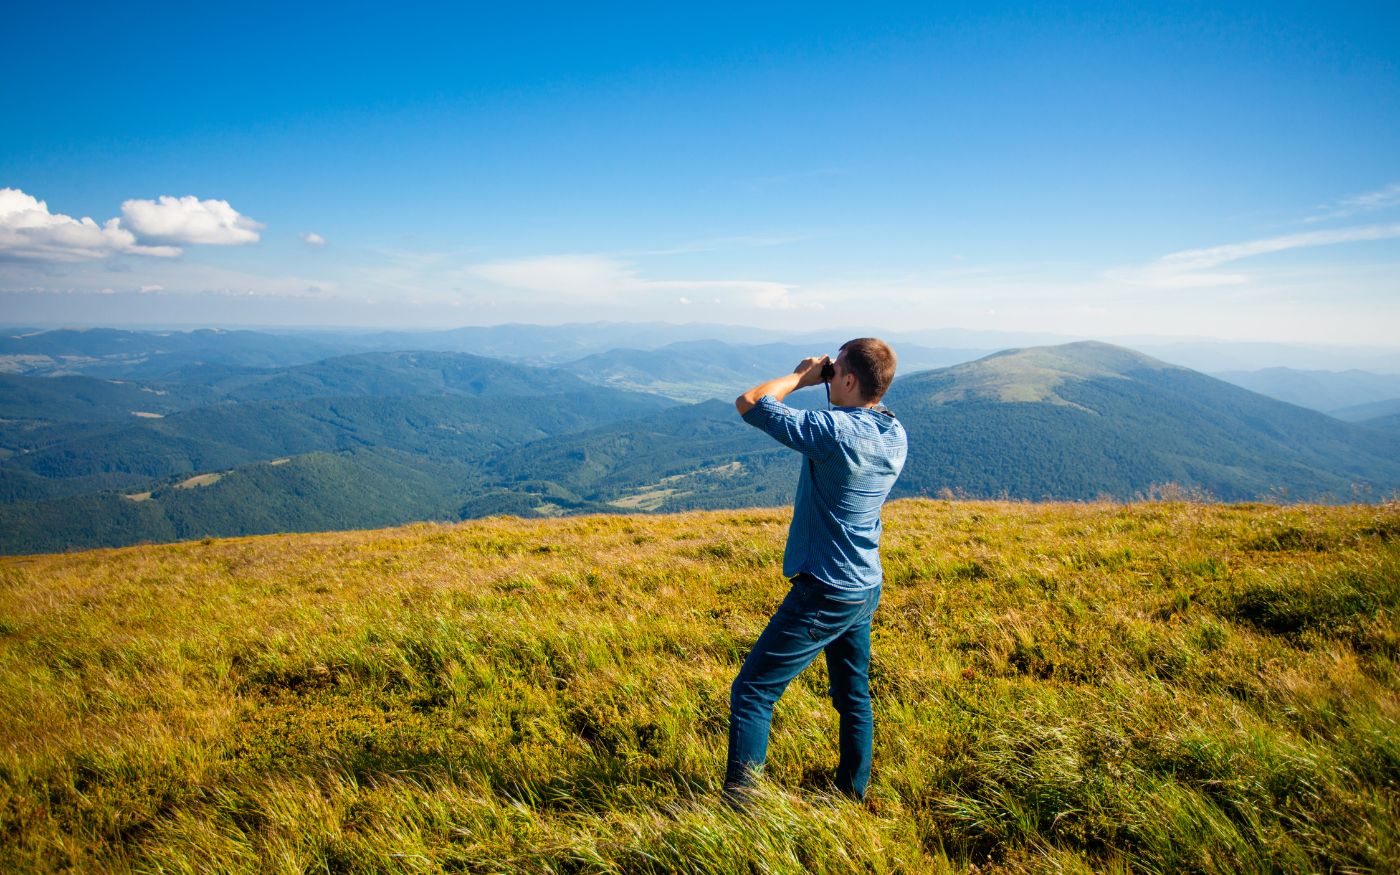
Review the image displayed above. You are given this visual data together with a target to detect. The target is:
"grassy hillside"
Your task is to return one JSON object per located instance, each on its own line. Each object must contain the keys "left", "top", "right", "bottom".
{"left": 1, "top": 499, "right": 1396, "bottom": 873}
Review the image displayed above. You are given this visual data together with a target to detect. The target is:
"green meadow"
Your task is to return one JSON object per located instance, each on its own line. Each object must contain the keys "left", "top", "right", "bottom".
{"left": 1, "top": 499, "right": 1396, "bottom": 873}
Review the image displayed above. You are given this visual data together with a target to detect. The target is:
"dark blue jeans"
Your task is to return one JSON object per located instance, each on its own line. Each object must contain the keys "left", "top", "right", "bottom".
{"left": 725, "top": 574, "right": 882, "bottom": 799}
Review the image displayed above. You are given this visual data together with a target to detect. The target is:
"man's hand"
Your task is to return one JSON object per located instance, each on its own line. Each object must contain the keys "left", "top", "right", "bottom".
{"left": 736, "top": 354, "right": 830, "bottom": 415}
{"left": 793, "top": 356, "right": 832, "bottom": 389}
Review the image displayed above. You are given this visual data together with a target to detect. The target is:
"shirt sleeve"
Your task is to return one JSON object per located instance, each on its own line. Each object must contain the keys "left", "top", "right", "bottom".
{"left": 741, "top": 394, "right": 839, "bottom": 460}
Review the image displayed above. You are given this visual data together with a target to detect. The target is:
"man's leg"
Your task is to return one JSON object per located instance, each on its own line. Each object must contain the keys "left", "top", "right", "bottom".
{"left": 725, "top": 583, "right": 830, "bottom": 793}
{"left": 824, "top": 588, "right": 880, "bottom": 799}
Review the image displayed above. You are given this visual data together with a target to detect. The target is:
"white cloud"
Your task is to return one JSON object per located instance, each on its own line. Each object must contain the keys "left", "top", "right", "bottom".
{"left": 300, "top": 231, "right": 327, "bottom": 246}
{"left": 0, "top": 187, "right": 180, "bottom": 261}
{"left": 121, "top": 195, "right": 263, "bottom": 245}
{"left": 1110, "top": 223, "right": 1400, "bottom": 289}
{"left": 1305, "top": 183, "right": 1400, "bottom": 223}
{"left": 745, "top": 284, "right": 808, "bottom": 310}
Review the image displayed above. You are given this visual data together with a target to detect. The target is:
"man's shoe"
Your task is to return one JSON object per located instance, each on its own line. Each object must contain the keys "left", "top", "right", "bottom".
{"left": 721, "top": 782, "right": 759, "bottom": 813}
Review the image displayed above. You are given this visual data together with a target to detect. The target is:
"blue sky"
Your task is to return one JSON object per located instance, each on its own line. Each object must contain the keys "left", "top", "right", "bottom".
{"left": 2, "top": 1, "right": 1398, "bottom": 343}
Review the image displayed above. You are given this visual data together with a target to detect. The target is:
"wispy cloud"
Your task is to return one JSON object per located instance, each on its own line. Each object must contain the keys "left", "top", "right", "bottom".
{"left": 466, "top": 253, "right": 815, "bottom": 310}
{"left": 0, "top": 256, "right": 337, "bottom": 299}
{"left": 1304, "top": 183, "right": 1400, "bottom": 223}
{"left": 469, "top": 255, "right": 633, "bottom": 297}
{"left": 1110, "top": 223, "right": 1400, "bottom": 289}
{"left": 300, "top": 231, "right": 327, "bottom": 246}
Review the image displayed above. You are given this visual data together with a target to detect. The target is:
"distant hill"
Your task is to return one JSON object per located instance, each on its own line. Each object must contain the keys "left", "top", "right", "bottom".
{"left": 349, "top": 323, "right": 1024, "bottom": 364}
{"left": 0, "top": 327, "right": 359, "bottom": 378}
{"left": 350, "top": 322, "right": 795, "bottom": 363}
{"left": 463, "top": 399, "right": 799, "bottom": 516}
{"left": 459, "top": 342, "right": 1400, "bottom": 516}
{"left": 189, "top": 350, "right": 624, "bottom": 401}
{"left": 1210, "top": 367, "right": 1400, "bottom": 413}
{"left": 885, "top": 342, "right": 1400, "bottom": 502}
{"left": 0, "top": 349, "right": 634, "bottom": 431}
{"left": 11, "top": 324, "right": 1400, "bottom": 379}
{"left": 565, "top": 340, "right": 989, "bottom": 401}
{"left": 1134, "top": 340, "right": 1400, "bottom": 374}
{"left": 1329, "top": 397, "right": 1400, "bottom": 423}
{"left": 7, "top": 338, "right": 1400, "bottom": 554}
{"left": 0, "top": 449, "right": 478, "bottom": 554}
{"left": 7, "top": 391, "right": 660, "bottom": 483}
{"left": 0, "top": 323, "right": 1024, "bottom": 377}
{"left": 1359, "top": 412, "right": 1400, "bottom": 433}
{"left": 0, "top": 373, "right": 214, "bottom": 426}
{"left": 0, "top": 352, "right": 674, "bottom": 552}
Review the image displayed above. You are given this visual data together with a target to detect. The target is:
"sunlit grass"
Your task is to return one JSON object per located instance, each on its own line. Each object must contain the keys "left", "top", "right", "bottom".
{"left": 1, "top": 499, "right": 1396, "bottom": 872}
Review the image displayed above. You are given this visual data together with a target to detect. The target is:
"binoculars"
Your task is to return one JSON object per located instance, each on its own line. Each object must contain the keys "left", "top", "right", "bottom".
{"left": 821, "top": 361, "right": 835, "bottom": 381}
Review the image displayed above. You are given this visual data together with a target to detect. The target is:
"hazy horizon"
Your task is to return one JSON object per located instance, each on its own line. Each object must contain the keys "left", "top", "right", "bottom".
{"left": 9, "top": 319, "right": 1400, "bottom": 378}
{"left": 6, "top": 318, "right": 1400, "bottom": 355}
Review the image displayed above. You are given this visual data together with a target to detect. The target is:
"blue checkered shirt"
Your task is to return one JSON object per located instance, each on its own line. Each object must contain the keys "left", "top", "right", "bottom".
{"left": 742, "top": 395, "right": 907, "bottom": 591}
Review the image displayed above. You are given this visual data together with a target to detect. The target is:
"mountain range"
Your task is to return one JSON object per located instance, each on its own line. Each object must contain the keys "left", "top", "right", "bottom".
{"left": 883, "top": 342, "right": 1400, "bottom": 502}
{"left": 1210, "top": 367, "right": 1400, "bottom": 415}
{"left": 9, "top": 323, "right": 1400, "bottom": 376}
{"left": 3, "top": 330, "right": 1399, "bottom": 554}
{"left": 561, "top": 340, "right": 992, "bottom": 401}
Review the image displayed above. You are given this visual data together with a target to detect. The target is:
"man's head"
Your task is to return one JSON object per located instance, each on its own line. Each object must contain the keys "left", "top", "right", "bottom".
{"left": 830, "top": 337, "right": 897, "bottom": 406}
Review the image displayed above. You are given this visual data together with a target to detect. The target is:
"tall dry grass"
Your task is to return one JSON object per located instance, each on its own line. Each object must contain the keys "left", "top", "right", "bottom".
{"left": 1, "top": 498, "right": 1396, "bottom": 872}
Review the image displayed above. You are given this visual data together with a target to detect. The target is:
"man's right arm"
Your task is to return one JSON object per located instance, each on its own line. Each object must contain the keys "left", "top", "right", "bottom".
{"left": 737, "top": 365, "right": 843, "bottom": 461}
{"left": 735, "top": 356, "right": 829, "bottom": 415}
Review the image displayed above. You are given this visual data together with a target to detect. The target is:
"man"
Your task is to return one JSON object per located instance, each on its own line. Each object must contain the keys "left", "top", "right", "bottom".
{"left": 726, "top": 337, "right": 907, "bottom": 803}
